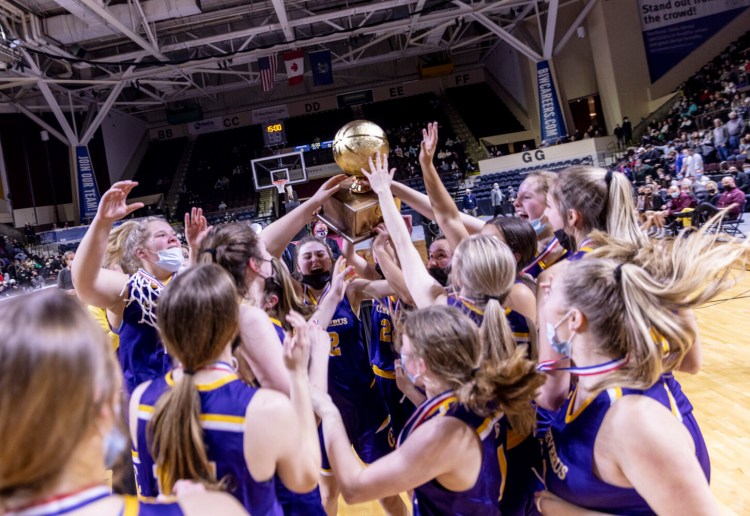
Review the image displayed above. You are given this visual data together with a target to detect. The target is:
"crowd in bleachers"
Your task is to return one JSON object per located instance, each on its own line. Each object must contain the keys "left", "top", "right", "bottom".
{"left": 0, "top": 235, "right": 64, "bottom": 297}
{"left": 634, "top": 30, "right": 749, "bottom": 159}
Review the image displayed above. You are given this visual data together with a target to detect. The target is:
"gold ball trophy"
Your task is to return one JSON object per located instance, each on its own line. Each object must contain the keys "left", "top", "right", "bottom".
{"left": 318, "top": 120, "right": 400, "bottom": 243}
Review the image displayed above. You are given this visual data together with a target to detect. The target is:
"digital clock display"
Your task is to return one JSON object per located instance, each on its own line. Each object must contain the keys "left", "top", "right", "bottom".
{"left": 262, "top": 120, "right": 287, "bottom": 146}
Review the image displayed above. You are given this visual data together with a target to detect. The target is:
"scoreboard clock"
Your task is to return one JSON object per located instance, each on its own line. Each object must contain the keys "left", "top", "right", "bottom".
{"left": 263, "top": 120, "right": 287, "bottom": 146}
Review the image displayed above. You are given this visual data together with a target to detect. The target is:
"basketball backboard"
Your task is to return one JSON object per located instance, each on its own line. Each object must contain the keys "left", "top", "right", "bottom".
{"left": 251, "top": 151, "right": 308, "bottom": 191}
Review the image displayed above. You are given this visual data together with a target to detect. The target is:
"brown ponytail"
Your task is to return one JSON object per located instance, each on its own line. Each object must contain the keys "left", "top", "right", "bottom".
{"left": 403, "top": 305, "right": 545, "bottom": 436}
{"left": 458, "top": 346, "right": 545, "bottom": 437}
{"left": 149, "top": 264, "right": 239, "bottom": 493}
{"left": 198, "top": 223, "right": 264, "bottom": 299}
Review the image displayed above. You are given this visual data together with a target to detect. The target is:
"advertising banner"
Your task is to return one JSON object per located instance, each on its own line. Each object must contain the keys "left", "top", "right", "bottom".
{"left": 638, "top": 0, "right": 750, "bottom": 82}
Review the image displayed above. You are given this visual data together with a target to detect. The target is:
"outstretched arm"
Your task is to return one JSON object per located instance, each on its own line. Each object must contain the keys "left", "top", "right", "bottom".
{"left": 238, "top": 304, "right": 291, "bottom": 395}
{"left": 73, "top": 181, "right": 141, "bottom": 312}
{"left": 371, "top": 226, "right": 415, "bottom": 306}
{"left": 185, "top": 207, "right": 212, "bottom": 266}
{"left": 341, "top": 239, "right": 380, "bottom": 280}
{"left": 363, "top": 153, "right": 445, "bottom": 308}
{"left": 418, "top": 122, "right": 470, "bottom": 250}
{"left": 390, "top": 182, "right": 484, "bottom": 234}
{"left": 262, "top": 175, "right": 348, "bottom": 258}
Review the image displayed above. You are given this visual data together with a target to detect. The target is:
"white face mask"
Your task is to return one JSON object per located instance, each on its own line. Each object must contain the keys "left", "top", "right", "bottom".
{"left": 150, "top": 247, "right": 184, "bottom": 273}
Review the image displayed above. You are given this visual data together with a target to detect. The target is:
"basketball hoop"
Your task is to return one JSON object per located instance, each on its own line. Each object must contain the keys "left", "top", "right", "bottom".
{"left": 273, "top": 178, "right": 288, "bottom": 194}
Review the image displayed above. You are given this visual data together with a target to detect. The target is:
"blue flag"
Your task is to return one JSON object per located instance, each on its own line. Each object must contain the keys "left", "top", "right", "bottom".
{"left": 536, "top": 60, "right": 567, "bottom": 144}
{"left": 75, "top": 146, "right": 101, "bottom": 222}
{"left": 310, "top": 50, "right": 333, "bottom": 86}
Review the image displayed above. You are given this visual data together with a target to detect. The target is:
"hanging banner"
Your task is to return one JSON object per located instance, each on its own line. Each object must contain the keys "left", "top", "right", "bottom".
{"left": 536, "top": 60, "right": 567, "bottom": 144}
{"left": 638, "top": 0, "right": 750, "bottom": 83}
{"left": 75, "top": 146, "right": 101, "bottom": 222}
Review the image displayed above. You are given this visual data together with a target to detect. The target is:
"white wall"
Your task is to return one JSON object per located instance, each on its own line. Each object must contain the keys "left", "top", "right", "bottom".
{"left": 13, "top": 204, "right": 74, "bottom": 227}
{"left": 100, "top": 110, "right": 148, "bottom": 183}
{"left": 485, "top": 41, "right": 528, "bottom": 111}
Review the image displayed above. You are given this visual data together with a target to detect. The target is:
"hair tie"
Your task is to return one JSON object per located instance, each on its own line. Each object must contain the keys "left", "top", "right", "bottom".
{"left": 486, "top": 295, "right": 503, "bottom": 303}
{"left": 201, "top": 248, "right": 217, "bottom": 261}
{"left": 613, "top": 263, "right": 624, "bottom": 284}
{"left": 604, "top": 169, "right": 614, "bottom": 190}
{"left": 183, "top": 368, "right": 196, "bottom": 376}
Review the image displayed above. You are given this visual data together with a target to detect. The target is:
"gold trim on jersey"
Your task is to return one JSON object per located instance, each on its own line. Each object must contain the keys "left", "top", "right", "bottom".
{"left": 372, "top": 364, "right": 397, "bottom": 379}
{"left": 165, "top": 371, "right": 239, "bottom": 391}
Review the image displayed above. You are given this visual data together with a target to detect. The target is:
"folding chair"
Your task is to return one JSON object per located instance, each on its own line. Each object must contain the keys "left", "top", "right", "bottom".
{"left": 718, "top": 201, "right": 746, "bottom": 238}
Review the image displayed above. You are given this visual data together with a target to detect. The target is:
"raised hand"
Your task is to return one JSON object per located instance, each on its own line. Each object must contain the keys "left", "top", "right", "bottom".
{"left": 311, "top": 174, "right": 348, "bottom": 204}
{"left": 372, "top": 224, "right": 391, "bottom": 250}
{"left": 283, "top": 311, "right": 312, "bottom": 375}
{"left": 361, "top": 153, "right": 395, "bottom": 196}
{"left": 96, "top": 181, "right": 143, "bottom": 224}
{"left": 329, "top": 256, "right": 355, "bottom": 304}
{"left": 184, "top": 207, "right": 213, "bottom": 250}
{"left": 419, "top": 122, "right": 439, "bottom": 166}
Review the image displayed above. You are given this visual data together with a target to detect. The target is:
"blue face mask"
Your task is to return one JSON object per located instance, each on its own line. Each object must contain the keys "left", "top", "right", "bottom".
{"left": 529, "top": 218, "right": 547, "bottom": 236}
{"left": 670, "top": 192, "right": 680, "bottom": 199}
{"left": 152, "top": 247, "right": 184, "bottom": 273}
{"left": 546, "top": 311, "right": 575, "bottom": 357}
{"left": 103, "top": 426, "right": 129, "bottom": 469}
{"left": 402, "top": 354, "right": 421, "bottom": 384}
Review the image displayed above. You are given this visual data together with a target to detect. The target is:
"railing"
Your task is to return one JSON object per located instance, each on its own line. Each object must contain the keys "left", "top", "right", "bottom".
{"left": 632, "top": 92, "right": 681, "bottom": 145}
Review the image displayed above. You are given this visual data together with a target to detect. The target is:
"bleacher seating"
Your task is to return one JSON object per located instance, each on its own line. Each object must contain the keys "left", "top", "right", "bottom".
{"left": 131, "top": 137, "right": 188, "bottom": 198}
{"left": 445, "top": 83, "right": 525, "bottom": 138}
{"left": 470, "top": 156, "right": 595, "bottom": 215}
{"left": 177, "top": 125, "right": 265, "bottom": 216}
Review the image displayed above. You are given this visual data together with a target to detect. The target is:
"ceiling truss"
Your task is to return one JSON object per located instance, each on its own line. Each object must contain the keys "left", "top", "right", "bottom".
{"left": 0, "top": 0, "right": 599, "bottom": 136}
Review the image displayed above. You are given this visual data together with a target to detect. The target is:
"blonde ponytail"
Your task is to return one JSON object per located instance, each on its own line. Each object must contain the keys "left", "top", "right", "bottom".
{"left": 403, "top": 306, "right": 544, "bottom": 436}
{"left": 606, "top": 171, "right": 646, "bottom": 247}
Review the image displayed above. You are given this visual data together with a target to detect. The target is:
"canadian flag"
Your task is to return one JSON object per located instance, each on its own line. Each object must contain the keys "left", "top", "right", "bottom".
{"left": 284, "top": 50, "right": 305, "bottom": 85}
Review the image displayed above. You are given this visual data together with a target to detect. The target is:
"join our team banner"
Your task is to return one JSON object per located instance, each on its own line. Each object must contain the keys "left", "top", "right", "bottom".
{"left": 638, "top": 0, "right": 750, "bottom": 83}
{"left": 75, "top": 146, "right": 101, "bottom": 221}
{"left": 536, "top": 60, "right": 567, "bottom": 144}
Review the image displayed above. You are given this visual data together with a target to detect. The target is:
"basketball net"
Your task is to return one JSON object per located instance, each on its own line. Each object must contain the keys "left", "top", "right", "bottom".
{"left": 273, "top": 179, "right": 288, "bottom": 194}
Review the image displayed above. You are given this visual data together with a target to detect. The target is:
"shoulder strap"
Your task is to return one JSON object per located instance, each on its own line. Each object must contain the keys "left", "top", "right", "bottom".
{"left": 122, "top": 495, "right": 140, "bottom": 516}
{"left": 359, "top": 299, "right": 374, "bottom": 360}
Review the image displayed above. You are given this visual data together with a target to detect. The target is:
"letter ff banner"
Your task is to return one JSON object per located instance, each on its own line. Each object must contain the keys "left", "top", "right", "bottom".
{"left": 536, "top": 60, "right": 567, "bottom": 144}
{"left": 76, "top": 146, "right": 101, "bottom": 221}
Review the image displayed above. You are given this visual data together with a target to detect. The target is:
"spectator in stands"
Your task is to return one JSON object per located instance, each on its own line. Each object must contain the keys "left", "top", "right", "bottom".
{"left": 727, "top": 111, "right": 745, "bottom": 151}
{"left": 30, "top": 270, "right": 45, "bottom": 290}
{"left": 637, "top": 184, "right": 664, "bottom": 225}
{"left": 218, "top": 200, "right": 227, "bottom": 211}
{"left": 682, "top": 148, "right": 704, "bottom": 177}
{"left": 643, "top": 185, "right": 695, "bottom": 238}
{"left": 490, "top": 183, "right": 504, "bottom": 217}
{"left": 737, "top": 163, "right": 750, "bottom": 193}
{"left": 464, "top": 158, "right": 476, "bottom": 173}
{"left": 691, "top": 176, "right": 745, "bottom": 225}
{"left": 614, "top": 124, "right": 624, "bottom": 149}
{"left": 56, "top": 251, "right": 75, "bottom": 294}
{"left": 312, "top": 220, "right": 342, "bottom": 261}
{"left": 689, "top": 176, "right": 709, "bottom": 203}
{"left": 713, "top": 117, "right": 731, "bottom": 161}
{"left": 462, "top": 188, "right": 478, "bottom": 217}
{"left": 705, "top": 181, "right": 721, "bottom": 204}
{"left": 622, "top": 116, "right": 633, "bottom": 145}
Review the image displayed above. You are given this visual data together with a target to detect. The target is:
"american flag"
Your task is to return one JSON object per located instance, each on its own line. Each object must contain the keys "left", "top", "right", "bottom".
{"left": 258, "top": 54, "right": 277, "bottom": 92}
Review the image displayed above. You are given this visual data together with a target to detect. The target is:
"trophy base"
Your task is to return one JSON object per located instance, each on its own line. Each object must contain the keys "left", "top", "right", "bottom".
{"left": 319, "top": 189, "right": 399, "bottom": 244}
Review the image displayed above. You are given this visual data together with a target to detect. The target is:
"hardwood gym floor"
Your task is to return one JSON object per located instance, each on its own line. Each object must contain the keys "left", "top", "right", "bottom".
{"left": 341, "top": 272, "right": 750, "bottom": 515}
